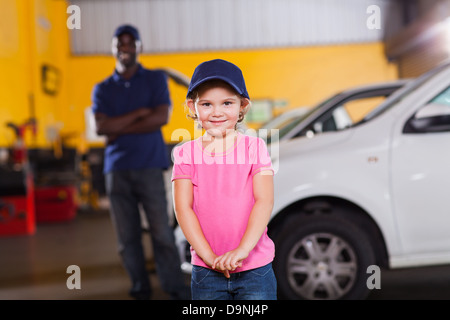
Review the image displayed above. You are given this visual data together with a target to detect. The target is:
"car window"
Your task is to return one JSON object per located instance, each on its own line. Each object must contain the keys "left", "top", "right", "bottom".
{"left": 263, "top": 113, "right": 304, "bottom": 131}
{"left": 271, "top": 115, "right": 303, "bottom": 131}
{"left": 263, "top": 107, "right": 318, "bottom": 144}
{"left": 264, "top": 83, "right": 407, "bottom": 144}
{"left": 403, "top": 85, "right": 450, "bottom": 134}
{"left": 342, "top": 96, "right": 387, "bottom": 123}
{"left": 264, "top": 114, "right": 305, "bottom": 144}
{"left": 429, "top": 86, "right": 450, "bottom": 107}
{"left": 263, "top": 96, "right": 339, "bottom": 144}
{"left": 300, "top": 92, "right": 394, "bottom": 138}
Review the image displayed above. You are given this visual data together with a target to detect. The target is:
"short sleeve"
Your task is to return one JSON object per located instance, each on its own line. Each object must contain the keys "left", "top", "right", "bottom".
{"left": 171, "top": 143, "right": 193, "bottom": 181}
{"left": 250, "top": 137, "right": 274, "bottom": 176}
{"left": 151, "top": 71, "right": 171, "bottom": 108}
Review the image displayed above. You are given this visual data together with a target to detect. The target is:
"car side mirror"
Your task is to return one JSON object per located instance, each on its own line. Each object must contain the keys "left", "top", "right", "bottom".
{"left": 403, "top": 103, "right": 450, "bottom": 133}
{"left": 313, "top": 122, "right": 323, "bottom": 133}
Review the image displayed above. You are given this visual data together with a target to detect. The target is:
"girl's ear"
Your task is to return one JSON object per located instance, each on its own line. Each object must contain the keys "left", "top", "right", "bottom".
{"left": 187, "top": 99, "right": 196, "bottom": 113}
{"left": 241, "top": 98, "right": 250, "bottom": 108}
{"left": 187, "top": 99, "right": 198, "bottom": 120}
{"left": 240, "top": 98, "right": 251, "bottom": 113}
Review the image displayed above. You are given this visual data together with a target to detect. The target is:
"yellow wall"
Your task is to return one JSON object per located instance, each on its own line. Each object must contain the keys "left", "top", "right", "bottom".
{"left": 1, "top": 0, "right": 398, "bottom": 151}
{"left": 0, "top": 0, "right": 70, "bottom": 149}
{"left": 0, "top": 0, "right": 33, "bottom": 147}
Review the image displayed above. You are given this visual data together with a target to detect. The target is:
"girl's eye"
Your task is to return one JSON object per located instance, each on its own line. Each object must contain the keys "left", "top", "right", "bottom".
{"left": 224, "top": 101, "right": 234, "bottom": 106}
{"left": 200, "top": 103, "right": 211, "bottom": 107}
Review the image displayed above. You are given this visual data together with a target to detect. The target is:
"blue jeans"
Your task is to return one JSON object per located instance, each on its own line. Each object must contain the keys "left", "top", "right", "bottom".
{"left": 105, "top": 168, "right": 187, "bottom": 299}
{"left": 191, "top": 263, "right": 277, "bottom": 300}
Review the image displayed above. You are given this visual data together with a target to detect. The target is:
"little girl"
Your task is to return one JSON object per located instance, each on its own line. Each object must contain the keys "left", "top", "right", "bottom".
{"left": 171, "top": 59, "right": 277, "bottom": 300}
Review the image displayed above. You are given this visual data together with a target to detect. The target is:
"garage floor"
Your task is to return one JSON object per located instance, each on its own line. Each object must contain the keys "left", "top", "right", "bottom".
{"left": 1, "top": 202, "right": 450, "bottom": 300}
{"left": 0, "top": 206, "right": 179, "bottom": 300}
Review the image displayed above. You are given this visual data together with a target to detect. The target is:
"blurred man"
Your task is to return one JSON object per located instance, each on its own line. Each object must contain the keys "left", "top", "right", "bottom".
{"left": 91, "top": 24, "right": 189, "bottom": 300}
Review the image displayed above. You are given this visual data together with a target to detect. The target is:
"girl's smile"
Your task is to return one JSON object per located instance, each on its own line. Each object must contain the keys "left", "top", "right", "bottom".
{"left": 210, "top": 120, "right": 227, "bottom": 124}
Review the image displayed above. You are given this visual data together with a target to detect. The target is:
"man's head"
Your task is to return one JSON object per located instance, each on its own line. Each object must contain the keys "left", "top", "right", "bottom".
{"left": 111, "top": 24, "right": 142, "bottom": 68}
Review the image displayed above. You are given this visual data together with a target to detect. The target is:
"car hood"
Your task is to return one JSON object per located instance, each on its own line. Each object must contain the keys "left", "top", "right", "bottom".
{"left": 272, "top": 129, "right": 354, "bottom": 162}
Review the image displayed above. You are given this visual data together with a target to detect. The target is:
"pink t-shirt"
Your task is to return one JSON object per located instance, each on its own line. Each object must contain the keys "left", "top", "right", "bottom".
{"left": 171, "top": 132, "right": 275, "bottom": 272}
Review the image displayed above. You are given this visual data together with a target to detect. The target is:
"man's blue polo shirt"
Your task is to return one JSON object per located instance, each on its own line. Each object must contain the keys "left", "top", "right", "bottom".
{"left": 91, "top": 64, "right": 170, "bottom": 174}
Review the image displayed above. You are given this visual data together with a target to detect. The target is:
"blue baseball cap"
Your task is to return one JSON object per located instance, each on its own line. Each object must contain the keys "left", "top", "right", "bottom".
{"left": 187, "top": 59, "right": 250, "bottom": 99}
{"left": 113, "top": 24, "right": 140, "bottom": 41}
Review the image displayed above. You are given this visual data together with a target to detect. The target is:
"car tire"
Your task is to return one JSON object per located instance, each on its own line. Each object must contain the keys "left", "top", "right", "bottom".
{"left": 273, "top": 213, "right": 376, "bottom": 300}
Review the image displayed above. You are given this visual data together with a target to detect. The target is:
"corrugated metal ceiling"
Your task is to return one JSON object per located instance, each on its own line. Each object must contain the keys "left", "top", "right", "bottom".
{"left": 68, "top": 0, "right": 403, "bottom": 55}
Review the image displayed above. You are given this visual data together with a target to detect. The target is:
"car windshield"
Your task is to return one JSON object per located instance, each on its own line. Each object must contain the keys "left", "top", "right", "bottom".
{"left": 362, "top": 60, "right": 450, "bottom": 123}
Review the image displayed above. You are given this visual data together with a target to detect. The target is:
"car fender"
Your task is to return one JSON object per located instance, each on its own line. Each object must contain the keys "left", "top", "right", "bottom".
{"left": 271, "top": 126, "right": 402, "bottom": 256}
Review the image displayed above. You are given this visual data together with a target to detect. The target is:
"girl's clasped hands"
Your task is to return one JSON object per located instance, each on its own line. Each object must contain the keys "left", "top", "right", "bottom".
{"left": 211, "top": 247, "right": 249, "bottom": 278}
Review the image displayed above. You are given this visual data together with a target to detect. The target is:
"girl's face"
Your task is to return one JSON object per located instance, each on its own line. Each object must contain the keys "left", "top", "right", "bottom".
{"left": 188, "top": 83, "right": 248, "bottom": 138}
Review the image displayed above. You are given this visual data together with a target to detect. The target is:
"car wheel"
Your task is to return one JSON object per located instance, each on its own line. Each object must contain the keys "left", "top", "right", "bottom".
{"left": 273, "top": 213, "right": 375, "bottom": 300}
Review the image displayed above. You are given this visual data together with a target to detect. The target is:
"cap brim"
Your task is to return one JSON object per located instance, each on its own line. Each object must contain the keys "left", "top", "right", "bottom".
{"left": 188, "top": 76, "right": 248, "bottom": 99}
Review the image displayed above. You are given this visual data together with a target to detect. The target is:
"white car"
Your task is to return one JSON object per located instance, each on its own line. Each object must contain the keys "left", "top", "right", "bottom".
{"left": 174, "top": 60, "right": 450, "bottom": 300}
{"left": 269, "top": 60, "right": 450, "bottom": 300}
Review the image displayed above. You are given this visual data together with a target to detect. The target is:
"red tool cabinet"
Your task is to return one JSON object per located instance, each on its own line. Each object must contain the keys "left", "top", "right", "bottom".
{"left": 34, "top": 185, "right": 77, "bottom": 223}
{"left": 0, "top": 172, "right": 36, "bottom": 237}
